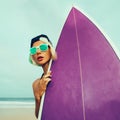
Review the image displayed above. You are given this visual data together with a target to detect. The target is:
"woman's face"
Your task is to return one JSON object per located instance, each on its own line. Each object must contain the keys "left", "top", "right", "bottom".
{"left": 32, "top": 41, "right": 51, "bottom": 66}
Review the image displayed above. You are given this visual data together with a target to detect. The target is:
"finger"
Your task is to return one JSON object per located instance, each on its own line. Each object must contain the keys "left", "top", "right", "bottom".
{"left": 45, "top": 79, "right": 51, "bottom": 85}
{"left": 44, "top": 78, "right": 51, "bottom": 83}
{"left": 43, "top": 74, "right": 52, "bottom": 79}
{"left": 48, "top": 71, "right": 52, "bottom": 74}
{"left": 43, "top": 77, "right": 51, "bottom": 84}
{"left": 40, "top": 78, "right": 51, "bottom": 86}
{"left": 45, "top": 71, "right": 52, "bottom": 77}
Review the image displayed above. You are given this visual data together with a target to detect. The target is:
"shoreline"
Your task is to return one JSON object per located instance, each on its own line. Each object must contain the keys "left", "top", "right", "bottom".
{"left": 0, "top": 98, "right": 36, "bottom": 120}
{"left": 0, "top": 101, "right": 35, "bottom": 108}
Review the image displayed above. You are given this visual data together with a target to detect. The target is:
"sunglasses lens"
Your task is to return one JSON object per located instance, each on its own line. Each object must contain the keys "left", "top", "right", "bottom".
{"left": 30, "top": 47, "right": 37, "bottom": 55}
{"left": 39, "top": 44, "right": 48, "bottom": 51}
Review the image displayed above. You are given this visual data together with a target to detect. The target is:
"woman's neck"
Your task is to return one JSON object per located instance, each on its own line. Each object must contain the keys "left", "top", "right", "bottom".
{"left": 42, "top": 61, "right": 50, "bottom": 74}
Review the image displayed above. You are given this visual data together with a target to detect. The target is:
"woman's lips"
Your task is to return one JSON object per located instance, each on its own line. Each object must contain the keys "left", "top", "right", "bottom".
{"left": 37, "top": 56, "right": 44, "bottom": 61}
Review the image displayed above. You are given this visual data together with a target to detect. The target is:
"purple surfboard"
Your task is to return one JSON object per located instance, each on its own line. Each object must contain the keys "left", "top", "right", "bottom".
{"left": 41, "top": 7, "right": 120, "bottom": 120}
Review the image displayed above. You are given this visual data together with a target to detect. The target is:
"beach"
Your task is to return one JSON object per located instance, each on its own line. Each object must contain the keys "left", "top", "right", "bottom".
{"left": 0, "top": 107, "right": 36, "bottom": 120}
{"left": 0, "top": 98, "right": 37, "bottom": 120}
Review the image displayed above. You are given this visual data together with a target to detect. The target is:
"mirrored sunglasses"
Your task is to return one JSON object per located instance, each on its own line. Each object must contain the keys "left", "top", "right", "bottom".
{"left": 30, "top": 44, "right": 49, "bottom": 55}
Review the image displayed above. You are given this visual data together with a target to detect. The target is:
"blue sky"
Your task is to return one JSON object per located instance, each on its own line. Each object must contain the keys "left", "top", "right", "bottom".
{"left": 0, "top": 0, "right": 119, "bottom": 98}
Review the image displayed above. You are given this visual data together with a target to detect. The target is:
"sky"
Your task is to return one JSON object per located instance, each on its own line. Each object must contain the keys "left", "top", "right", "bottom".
{"left": 0, "top": 0, "right": 120, "bottom": 98}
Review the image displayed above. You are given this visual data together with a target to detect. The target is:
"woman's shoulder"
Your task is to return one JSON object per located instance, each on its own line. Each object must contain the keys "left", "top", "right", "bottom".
{"left": 32, "top": 78, "right": 40, "bottom": 87}
{"left": 32, "top": 74, "right": 44, "bottom": 87}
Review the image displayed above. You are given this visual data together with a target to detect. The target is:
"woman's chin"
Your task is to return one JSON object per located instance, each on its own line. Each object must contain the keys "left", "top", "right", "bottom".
{"left": 36, "top": 60, "right": 46, "bottom": 66}
{"left": 35, "top": 59, "right": 50, "bottom": 66}
{"left": 36, "top": 62, "right": 44, "bottom": 66}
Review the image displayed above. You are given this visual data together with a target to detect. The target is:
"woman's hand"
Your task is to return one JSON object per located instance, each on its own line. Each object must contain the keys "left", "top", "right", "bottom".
{"left": 32, "top": 71, "right": 51, "bottom": 101}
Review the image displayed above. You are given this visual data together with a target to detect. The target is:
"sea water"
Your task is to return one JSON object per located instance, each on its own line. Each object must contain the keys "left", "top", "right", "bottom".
{"left": 0, "top": 98, "right": 35, "bottom": 108}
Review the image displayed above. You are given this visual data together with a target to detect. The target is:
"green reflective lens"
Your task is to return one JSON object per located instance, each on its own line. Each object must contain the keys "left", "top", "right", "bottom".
{"left": 30, "top": 47, "right": 37, "bottom": 55}
{"left": 39, "top": 44, "right": 48, "bottom": 51}
{"left": 30, "top": 44, "right": 48, "bottom": 55}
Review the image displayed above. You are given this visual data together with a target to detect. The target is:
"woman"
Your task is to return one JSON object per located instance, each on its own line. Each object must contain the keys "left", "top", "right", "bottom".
{"left": 29, "top": 34, "right": 57, "bottom": 118}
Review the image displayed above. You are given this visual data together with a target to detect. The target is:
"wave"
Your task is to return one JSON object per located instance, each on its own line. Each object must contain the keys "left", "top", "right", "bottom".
{"left": 0, "top": 97, "right": 35, "bottom": 108}
{"left": 0, "top": 97, "right": 34, "bottom": 102}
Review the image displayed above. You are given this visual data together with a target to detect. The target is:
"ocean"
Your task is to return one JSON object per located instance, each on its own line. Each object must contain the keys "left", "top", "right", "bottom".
{"left": 0, "top": 98, "right": 35, "bottom": 108}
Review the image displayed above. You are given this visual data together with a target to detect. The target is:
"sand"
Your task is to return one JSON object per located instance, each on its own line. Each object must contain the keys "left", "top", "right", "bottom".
{"left": 0, "top": 107, "right": 37, "bottom": 120}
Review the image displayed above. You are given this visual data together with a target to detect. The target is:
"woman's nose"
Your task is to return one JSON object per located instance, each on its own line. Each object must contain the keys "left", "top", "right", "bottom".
{"left": 36, "top": 48, "right": 41, "bottom": 54}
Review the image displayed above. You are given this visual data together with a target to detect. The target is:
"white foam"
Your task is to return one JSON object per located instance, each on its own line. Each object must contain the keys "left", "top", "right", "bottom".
{"left": 0, "top": 101, "right": 35, "bottom": 108}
